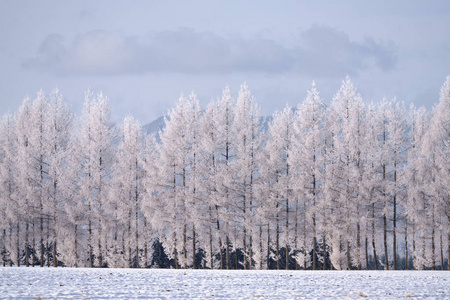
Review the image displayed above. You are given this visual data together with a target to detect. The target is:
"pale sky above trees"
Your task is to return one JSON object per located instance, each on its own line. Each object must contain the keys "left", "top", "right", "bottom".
{"left": 0, "top": 0, "right": 449, "bottom": 123}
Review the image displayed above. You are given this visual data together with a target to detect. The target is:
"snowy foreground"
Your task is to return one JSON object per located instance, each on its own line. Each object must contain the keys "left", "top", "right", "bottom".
{"left": 1, "top": 268, "right": 449, "bottom": 299}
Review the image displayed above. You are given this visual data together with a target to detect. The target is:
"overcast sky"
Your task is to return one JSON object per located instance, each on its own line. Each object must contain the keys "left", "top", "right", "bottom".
{"left": 1, "top": 0, "right": 449, "bottom": 124}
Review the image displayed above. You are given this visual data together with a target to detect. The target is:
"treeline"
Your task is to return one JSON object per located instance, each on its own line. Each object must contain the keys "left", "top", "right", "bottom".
{"left": 0, "top": 76, "right": 449, "bottom": 270}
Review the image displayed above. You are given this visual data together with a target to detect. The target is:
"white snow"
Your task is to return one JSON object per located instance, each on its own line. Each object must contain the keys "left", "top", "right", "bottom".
{"left": 1, "top": 268, "right": 449, "bottom": 299}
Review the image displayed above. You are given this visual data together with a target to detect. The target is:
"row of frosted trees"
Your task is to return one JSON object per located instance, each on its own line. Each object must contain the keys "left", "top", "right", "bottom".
{"left": 0, "top": 76, "right": 449, "bottom": 270}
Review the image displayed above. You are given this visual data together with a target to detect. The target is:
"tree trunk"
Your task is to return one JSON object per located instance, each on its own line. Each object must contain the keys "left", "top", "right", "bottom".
{"left": 303, "top": 207, "right": 307, "bottom": 270}
{"left": 383, "top": 162, "right": 389, "bottom": 270}
{"left": 295, "top": 199, "right": 299, "bottom": 270}
{"left": 174, "top": 232, "right": 178, "bottom": 269}
{"left": 182, "top": 168, "right": 187, "bottom": 269}
{"left": 215, "top": 206, "right": 223, "bottom": 269}
{"left": 17, "top": 223, "right": 20, "bottom": 267}
{"left": 25, "top": 222, "right": 29, "bottom": 267}
{"left": 285, "top": 173, "right": 290, "bottom": 271}
{"left": 421, "top": 233, "right": 425, "bottom": 270}
{"left": 2, "top": 228, "right": 6, "bottom": 267}
{"left": 183, "top": 224, "right": 187, "bottom": 269}
{"left": 135, "top": 194, "right": 139, "bottom": 268}
{"left": 40, "top": 157, "right": 44, "bottom": 268}
{"left": 249, "top": 219, "right": 253, "bottom": 269}
{"left": 128, "top": 208, "right": 132, "bottom": 268}
{"left": 32, "top": 222, "right": 36, "bottom": 267}
{"left": 172, "top": 169, "right": 178, "bottom": 269}
{"left": 431, "top": 205, "right": 436, "bottom": 270}
{"left": 192, "top": 226, "right": 196, "bottom": 269}
{"left": 393, "top": 177, "right": 397, "bottom": 270}
{"left": 249, "top": 232, "right": 253, "bottom": 270}
{"left": 276, "top": 207, "right": 280, "bottom": 270}
{"left": 440, "top": 229, "right": 444, "bottom": 270}
{"left": 10, "top": 224, "right": 13, "bottom": 267}
{"left": 225, "top": 140, "right": 230, "bottom": 270}
{"left": 98, "top": 219, "right": 103, "bottom": 267}
{"left": 53, "top": 206, "right": 57, "bottom": 267}
{"left": 347, "top": 240, "right": 351, "bottom": 270}
{"left": 448, "top": 217, "right": 450, "bottom": 271}
{"left": 214, "top": 206, "right": 223, "bottom": 269}
{"left": 312, "top": 232, "right": 316, "bottom": 271}
{"left": 235, "top": 230, "right": 238, "bottom": 269}
{"left": 322, "top": 234, "right": 327, "bottom": 271}
{"left": 46, "top": 220, "right": 50, "bottom": 267}
{"left": 312, "top": 160, "right": 316, "bottom": 271}
{"left": 209, "top": 222, "right": 213, "bottom": 269}
{"left": 267, "top": 223, "right": 270, "bottom": 270}
{"left": 365, "top": 236, "right": 369, "bottom": 270}
{"left": 249, "top": 173, "right": 254, "bottom": 270}
{"left": 211, "top": 152, "right": 219, "bottom": 270}
{"left": 226, "top": 233, "right": 230, "bottom": 270}
{"left": 74, "top": 225, "right": 78, "bottom": 268}
{"left": 432, "top": 227, "right": 436, "bottom": 270}
{"left": 88, "top": 219, "right": 93, "bottom": 268}
{"left": 372, "top": 219, "right": 378, "bottom": 270}
{"left": 122, "top": 232, "right": 126, "bottom": 267}
{"left": 346, "top": 176, "right": 351, "bottom": 270}
{"left": 383, "top": 214, "right": 388, "bottom": 270}
{"left": 144, "top": 218, "right": 148, "bottom": 268}
{"left": 259, "top": 225, "right": 263, "bottom": 270}
{"left": 405, "top": 222, "right": 408, "bottom": 270}
{"left": 412, "top": 223, "right": 416, "bottom": 270}
{"left": 285, "top": 235, "right": 290, "bottom": 270}
{"left": 276, "top": 175, "right": 280, "bottom": 270}
{"left": 135, "top": 214, "right": 139, "bottom": 269}
{"left": 243, "top": 192, "right": 247, "bottom": 270}
{"left": 135, "top": 159, "right": 140, "bottom": 268}
{"left": 32, "top": 222, "right": 35, "bottom": 267}
{"left": 357, "top": 222, "right": 361, "bottom": 270}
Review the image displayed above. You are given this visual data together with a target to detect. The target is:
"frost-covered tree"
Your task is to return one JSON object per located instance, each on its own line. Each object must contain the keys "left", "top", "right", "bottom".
{"left": 214, "top": 86, "right": 236, "bottom": 269}
{"left": 292, "top": 82, "right": 326, "bottom": 270}
{"left": 46, "top": 89, "right": 73, "bottom": 267}
{"left": 372, "top": 98, "right": 392, "bottom": 270}
{"left": 1, "top": 78, "right": 449, "bottom": 270}
{"left": 197, "top": 100, "right": 222, "bottom": 269}
{"left": 326, "top": 76, "right": 366, "bottom": 270}
{"left": 15, "top": 96, "right": 36, "bottom": 267}
{"left": 111, "top": 115, "right": 144, "bottom": 268}
{"left": 0, "top": 113, "right": 17, "bottom": 267}
{"left": 140, "top": 134, "right": 159, "bottom": 267}
{"left": 72, "top": 91, "right": 115, "bottom": 267}
{"left": 6, "top": 91, "right": 73, "bottom": 268}
{"left": 428, "top": 77, "right": 450, "bottom": 270}
{"left": 263, "top": 106, "right": 295, "bottom": 270}
{"left": 153, "top": 93, "right": 201, "bottom": 269}
{"left": 363, "top": 103, "right": 386, "bottom": 270}
{"left": 231, "top": 83, "right": 262, "bottom": 269}
{"left": 404, "top": 104, "right": 429, "bottom": 269}
{"left": 29, "top": 91, "right": 51, "bottom": 267}
{"left": 184, "top": 92, "right": 202, "bottom": 269}
{"left": 385, "top": 98, "right": 408, "bottom": 270}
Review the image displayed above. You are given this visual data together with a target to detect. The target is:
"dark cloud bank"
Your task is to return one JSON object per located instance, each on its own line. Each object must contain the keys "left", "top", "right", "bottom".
{"left": 24, "top": 26, "right": 397, "bottom": 77}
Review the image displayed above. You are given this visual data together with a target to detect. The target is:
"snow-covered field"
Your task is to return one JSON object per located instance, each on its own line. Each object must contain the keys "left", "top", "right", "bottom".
{"left": 1, "top": 268, "right": 449, "bottom": 299}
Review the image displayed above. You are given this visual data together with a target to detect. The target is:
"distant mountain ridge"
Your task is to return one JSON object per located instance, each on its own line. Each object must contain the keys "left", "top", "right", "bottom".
{"left": 143, "top": 116, "right": 165, "bottom": 137}
{"left": 143, "top": 115, "right": 273, "bottom": 139}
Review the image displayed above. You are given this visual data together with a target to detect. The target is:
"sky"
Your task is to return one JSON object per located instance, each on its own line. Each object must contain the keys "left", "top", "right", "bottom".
{"left": 1, "top": 0, "right": 449, "bottom": 125}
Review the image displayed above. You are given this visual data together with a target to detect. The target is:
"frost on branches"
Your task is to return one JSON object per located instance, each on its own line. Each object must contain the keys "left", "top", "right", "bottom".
{"left": 0, "top": 77, "right": 449, "bottom": 270}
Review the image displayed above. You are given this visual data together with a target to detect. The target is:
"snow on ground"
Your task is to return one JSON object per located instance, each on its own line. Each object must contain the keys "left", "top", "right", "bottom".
{"left": 1, "top": 268, "right": 449, "bottom": 299}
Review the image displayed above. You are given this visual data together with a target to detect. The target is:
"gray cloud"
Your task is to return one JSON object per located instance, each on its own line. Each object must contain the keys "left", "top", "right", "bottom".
{"left": 295, "top": 25, "right": 397, "bottom": 77}
{"left": 23, "top": 26, "right": 396, "bottom": 77}
{"left": 24, "top": 31, "right": 134, "bottom": 76}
